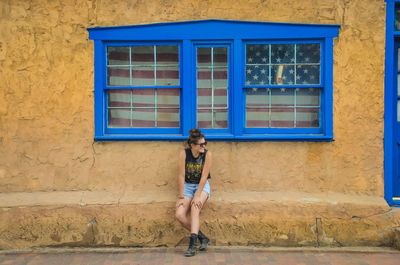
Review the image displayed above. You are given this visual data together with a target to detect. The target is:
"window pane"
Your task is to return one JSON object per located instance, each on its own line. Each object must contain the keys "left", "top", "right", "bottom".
{"left": 297, "top": 88, "right": 320, "bottom": 107}
{"left": 271, "top": 44, "right": 295, "bottom": 64}
{"left": 196, "top": 46, "right": 229, "bottom": 129}
{"left": 197, "top": 109, "right": 228, "bottom": 128}
{"left": 197, "top": 48, "right": 212, "bottom": 68}
{"left": 246, "top": 88, "right": 269, "bottom": 108}
{"left": 296, "top": 44, "right": 320, "bottom": 64}
{"left": 158, "top": 108, "right": 180, "bottom": 127}
{"left": 108, "top": 90, "right": 131, "bottom": 107}
{"left": 108, "top": 109, "right": 131, "bottom": 127}
{"left": 247, "top": 44, "right": 269, "bottom": 64}
{"left": 214, "top": 47, "right": 228, "bottom": 67}
{"left": 107, "top": 67, "right": 130, "bottom": 86}
{"left": 246, "top": 108, "right": 269, "bottom": 127}
{"left": 246, "top": 65, "right": 269, "bottom": 85}
{"left": 245, "top": 88, "right": 269, "bottom": 128}
{"left": 271, "top": 89, "right": 294, "bottom": 128}
{"left": 271, "top": 89, "right": 294, "bottom": 108}
{"left": 156, "top": 66, "right": 179, "bottom": 86}
{"left": 271, "top": 107, "right": 295, "bottom": 128}
{"left": 295, "top": 65, "right": 320, "bottom": 85}
{"left": 132, "top": 89, "right": 155, "bottom": 108}
{"left": 297, "top": 108, "right": 319, "bottom": 128}
{"left": 271, "top": 65, "right": 295, "bottom": 85}
{"left": 396, "top": 4, "right": 400, "bottom": 30}
{"left": 132, "top": 46, "right": 154, "bottom": 66}
{"left": 156, "top": 46, "right": 179, "bottom": 65}
{"left": 132, "top": 66, "right": 154, "bottom": 86}
{"left": 107, "top": 47, "right": 130, "bottom": 65}
{"left": 132, "top": 108, "right": 155, "bottom": 127}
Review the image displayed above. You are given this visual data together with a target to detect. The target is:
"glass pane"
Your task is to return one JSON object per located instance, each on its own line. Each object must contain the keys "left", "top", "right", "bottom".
{"left": 108, "top": 109, "right": 131, "bottom": 127}
{"left": 246, "top": 65, "right": 270, "bottom": 85}
{"left": 132, "top": 66, "right": 154, "bottom": 86}
{"left": 247, "top": 44, "right": 269, "bottom": 64}
{"left": 197, "top": 109, "right": 212, "bottom": 128}
{"left": 157, "top": 108, "right": 180, "bottom": 127}
{"left": 157, "top": 89, "right": 180, "bottom": 107}
{"left": 107, "top": 47, "right": 130, "bottom": 65}
{"left": 197, "top": 68, "right": 212, "bottom": 108}
{"left": 271, "top": 65, "right": 295, "bottom": 85}
{"left": 214, "top": 87, "right": 228, "bottom": 108}
{"left": 271, "top": 107, "right": 295, "bottom": 128}
{"left": 108, "top": 90, "right": 131, "bottom": 107}
{"left": 214, "top": 47, "right": 228, "bottom": 67}
{"left": 132, "top": 108, "right": 154, "bottom": 127}
{"left": 246, "top": 88, "right": 269, "bottom": 108}
{"left": 132, "top": 89, "right": 155, "bottom": 108}
{"left": 156, "top": 66, "right": 179, "bottom": 86}
{"left": 197, "top": 48, "right": 212, "bottom": 68}
{"left": 295, "top": 65, "right": 320, "bottom": 85}
{"left": 297, "top": 107, "right": 319, "bottom": 128}
{"left": 107, "top": 67, "right": 130, "bottom": 86}
{"left": 271, "top": 44, "right": 295, "bottom": 64}
{"left": 197, "top": 109, "right": 227, "bottom": 128}
{"left": 131, "top": 46, "right": 154, "bottom": 66}
{"left": 245, "top": 88, "right": 269, "bottom": 128}
{"left": 271, "top": 89, "right": 294, "bottom": 107}
{"left": 296, "top": 44, "right": 320, "bottom": 64}
{"left": 297, "top": 88, "right": 320, "bottom": 107}
{"left": 156, "top": 46, "right": 179, "bottom": 65}
{"left": 396, "top": 5, "right": 400, "bottom": 30}
{"left": 246, "top": 108, "right": 269, "bottom": 128}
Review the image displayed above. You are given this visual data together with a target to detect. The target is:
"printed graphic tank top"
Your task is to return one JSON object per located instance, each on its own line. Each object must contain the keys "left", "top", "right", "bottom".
{"left": 185, "top": 148, "right": 211, "bottom": 184}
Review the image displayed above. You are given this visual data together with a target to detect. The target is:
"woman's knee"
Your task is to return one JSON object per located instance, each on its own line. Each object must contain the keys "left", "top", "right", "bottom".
{"left": 175, "top": 210, "right": 186, "bottom": 222}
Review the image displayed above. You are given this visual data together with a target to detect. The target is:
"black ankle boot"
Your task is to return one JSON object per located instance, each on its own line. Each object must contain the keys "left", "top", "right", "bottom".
{"left": 198, "top": 230, "right": 209, "bottom": 251}
{"left": 185, "top": 234, "right": 197, "bottom": 257}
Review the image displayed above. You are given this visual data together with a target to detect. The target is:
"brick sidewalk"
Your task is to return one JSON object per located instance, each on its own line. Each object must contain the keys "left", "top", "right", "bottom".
{"left": 0, "top": 247, "right": 400, "bottom": 265}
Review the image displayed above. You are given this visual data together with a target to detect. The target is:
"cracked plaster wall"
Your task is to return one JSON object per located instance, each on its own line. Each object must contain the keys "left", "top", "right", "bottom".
{"left": 0, "top": 0, "right": 387, "bottom": 196}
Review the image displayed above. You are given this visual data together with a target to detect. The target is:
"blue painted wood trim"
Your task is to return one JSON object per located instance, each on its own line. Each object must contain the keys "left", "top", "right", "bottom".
{"left": 182, "top": 40, "right": 191, "bottom": 137}
{"left": 94, "top": 40, "right": 105, "bottom": 138}
{"left": 385, "top": 0, "right": 396, "bottom": 205}
{"left": 88, "top": 20, "right": 339, "bottom": 41}
{"left": 324, "top": 38, "right": 334, "bottom": 139}
{"left": 95, "top": 134, "right": 333, "bottom": 141}
{"left": 233, "top": 39, "right": 243, "bottom": 136}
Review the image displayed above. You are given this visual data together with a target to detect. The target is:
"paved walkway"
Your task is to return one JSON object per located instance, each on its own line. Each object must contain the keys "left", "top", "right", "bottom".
{"left": 0, "top": 247, "right": 400, "bottom": 265}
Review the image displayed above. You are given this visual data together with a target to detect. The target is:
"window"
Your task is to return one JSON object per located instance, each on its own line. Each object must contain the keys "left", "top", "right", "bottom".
{"left": 88, "top": 20, "right": 339, "bottom": 140}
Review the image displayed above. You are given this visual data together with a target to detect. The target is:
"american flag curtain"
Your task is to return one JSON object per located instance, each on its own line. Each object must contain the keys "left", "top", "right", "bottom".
{"left": 245, "top": 43, "right": 321, "bottom": 128}
{"left": 107, "top": 46, "right": 180, "bottom": 128}
{"left": 105, "top": 43, "right": 321, "bottom": 129}
{"left": 196, "top": 47, "right": 228, "bottom": 128}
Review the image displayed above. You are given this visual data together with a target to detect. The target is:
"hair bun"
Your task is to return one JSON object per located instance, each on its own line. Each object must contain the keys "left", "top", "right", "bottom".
{"left": 189, "top": 128, "right": 201, "bottom": 136}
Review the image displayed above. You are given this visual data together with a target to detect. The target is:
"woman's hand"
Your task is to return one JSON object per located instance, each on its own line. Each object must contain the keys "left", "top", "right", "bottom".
{"left": 191, "top": 192, "right": 203, "bottom": 209}
{"left": 176, "top": 198, "right": 185, "bottom": 208}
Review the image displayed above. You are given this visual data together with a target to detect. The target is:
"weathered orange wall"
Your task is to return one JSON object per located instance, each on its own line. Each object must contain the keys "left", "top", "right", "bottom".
{"left": 0, "top": 0, "right": 386, "bottom": 196}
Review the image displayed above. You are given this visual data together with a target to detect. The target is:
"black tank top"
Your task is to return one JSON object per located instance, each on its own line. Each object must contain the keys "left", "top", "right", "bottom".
{"left": 185, "top": 148, "right": 211, "bottom": 184}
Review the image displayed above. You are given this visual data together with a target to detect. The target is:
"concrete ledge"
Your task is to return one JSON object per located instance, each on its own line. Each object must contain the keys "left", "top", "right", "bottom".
{"left": 0, "top": 191, "right": 399, "bottom": 250}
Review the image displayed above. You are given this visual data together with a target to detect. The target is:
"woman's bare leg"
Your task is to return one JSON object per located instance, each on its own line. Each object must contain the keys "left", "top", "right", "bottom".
{"left": 190, "top": 191, "right": 209, "bottom": 234}
{"left": 175, "top": 198, "right": 192, "bottom": 230}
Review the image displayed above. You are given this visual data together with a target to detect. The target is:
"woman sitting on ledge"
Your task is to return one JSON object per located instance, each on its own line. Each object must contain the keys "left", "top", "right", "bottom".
{"left": 175, "top": 128, "right": 212, "bottom": 257}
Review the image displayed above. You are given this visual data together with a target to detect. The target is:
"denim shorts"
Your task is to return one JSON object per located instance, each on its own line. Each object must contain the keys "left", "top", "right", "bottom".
{"left": 184, "top": 180, "right": 211, "bottom": 199}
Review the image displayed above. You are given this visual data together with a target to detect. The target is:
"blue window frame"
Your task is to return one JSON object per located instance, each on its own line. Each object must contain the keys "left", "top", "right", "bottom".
{"left": 385, "top": 0, "right": 400, "bottom": 206}
{"left": 88, "top": 19, "right": 339, "bottom": 141}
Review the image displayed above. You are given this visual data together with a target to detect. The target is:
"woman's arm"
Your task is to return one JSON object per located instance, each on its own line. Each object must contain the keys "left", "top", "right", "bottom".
{"left": 192, "top": 150, "right": 212, "bottom": 207}
{"left": 177, "top": 150, "right": 186, "bottom": 199}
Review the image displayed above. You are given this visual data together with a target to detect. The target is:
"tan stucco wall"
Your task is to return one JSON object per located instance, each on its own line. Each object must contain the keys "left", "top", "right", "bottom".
{"left": 0, "top": 0, "right": 386, "bottom": 195}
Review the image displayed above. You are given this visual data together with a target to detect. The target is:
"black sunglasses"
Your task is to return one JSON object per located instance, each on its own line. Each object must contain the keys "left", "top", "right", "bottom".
{"left": 193, "top": 141, "right": 207, "bottom": 147}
